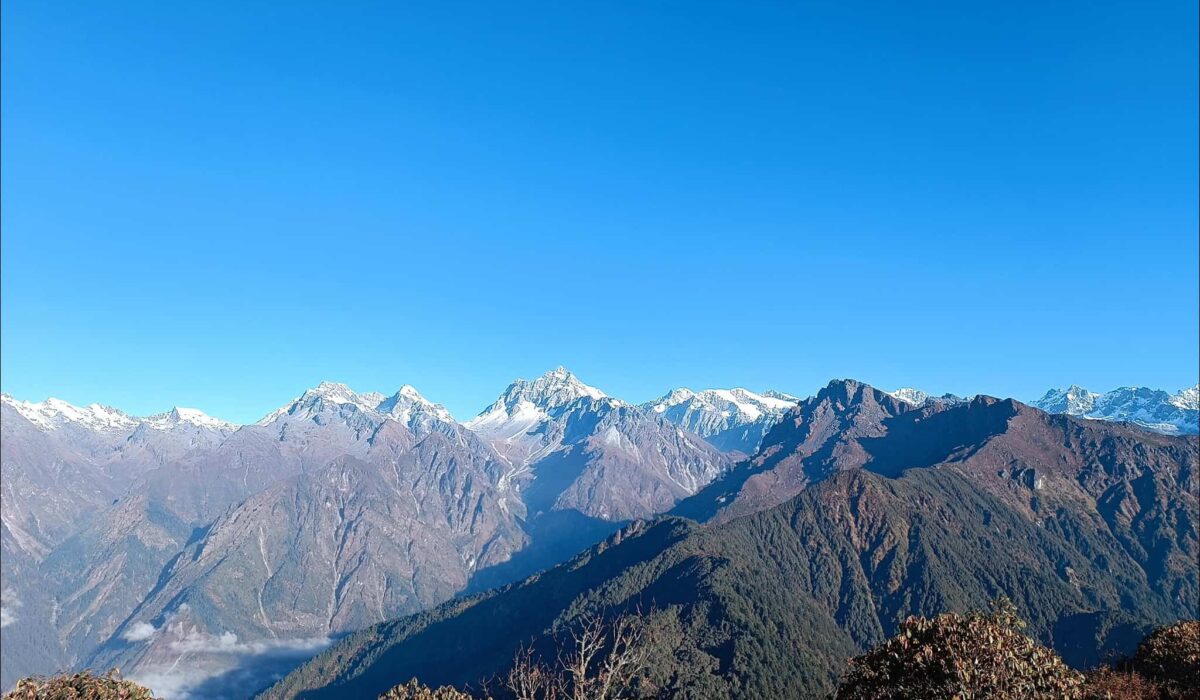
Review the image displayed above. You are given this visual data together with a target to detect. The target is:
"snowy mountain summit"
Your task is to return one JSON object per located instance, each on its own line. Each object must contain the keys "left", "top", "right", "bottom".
{"left": 470, "top": 366, "right": 607, "bottom": 420}
{"left": 2, "top": 394, "right": 141, "bottom": 433}
{"left": 1, "top": 393, "right": 235, "bottom": 434}
{"left": 464, "top": 367, "right": 730, "bottom": 521}
{"left": 257, "top": 380, "right": 454, "bottom": 433}
{"left": 886, "top": 388, "right": 969, "bottom": 408}
{"left": 642, "top": 387, "right": 799, "bottom": 454}
{"left": 144, "top": 407, "right": 238, "bottom": 431}
{"left": 465, "top": 367, "right": 611, "bottom": 465}
{"left": 1032, "top": 384, "right": 1199, "bottom": 435}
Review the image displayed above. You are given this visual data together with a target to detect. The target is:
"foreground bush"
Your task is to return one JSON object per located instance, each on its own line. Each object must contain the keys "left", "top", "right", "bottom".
{"left": 378, "top": 679, "right": 478, "bottom": 700}
{"left": 835, "top": 599, "right": 1086, "bottom": 699}
{"left": 1129, "top": 620, "right": 1200, "bottom": 693}
{"left": 1081, "top": 668, "right": 1162, "bottom": 699}
{"left": 2, "top": 670, "right": 159, "bottom": 700}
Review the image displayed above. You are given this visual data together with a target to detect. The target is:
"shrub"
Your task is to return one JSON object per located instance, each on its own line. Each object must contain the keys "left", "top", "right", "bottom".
{"left": 378, "top": 679, "right": 480, "bottom": 699}
{"left": 2, "top": 669, "right": 159, "bottom": 700}
{"left": 1129, "top": 620, "right": 1200, "bottom": 694}
{"left": 835, "top": 598, "right": 1086, "bottom": 699}
{"left": 1081, "top": 668, "right": 1162, "bottom": 699}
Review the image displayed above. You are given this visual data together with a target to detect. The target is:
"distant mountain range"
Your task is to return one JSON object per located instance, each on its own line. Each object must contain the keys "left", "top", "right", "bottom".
{"left": 0, "top": 373, "right": 1196, "bottom": 698}
{"left": 0, "top": 369, "right": 730, "bottom": 695}
{"left": 641, "top": 387, "right": 798, "bottom": 454}
{"left": 1030, "top": 384, "right": 1198, "bottom": 435}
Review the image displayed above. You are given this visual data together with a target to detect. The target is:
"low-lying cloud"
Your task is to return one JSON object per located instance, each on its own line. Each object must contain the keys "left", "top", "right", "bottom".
{"left": 167, "top": 630, "right": 329, "bottom": 656}
{"left": 122, "top": 621, "right": 158, "bottom": 641}
{"left": 0, "top": 587, "right": 19, "bottom": 628}
{"left": 129, "top": 633, "right": 333, "bottom": 700}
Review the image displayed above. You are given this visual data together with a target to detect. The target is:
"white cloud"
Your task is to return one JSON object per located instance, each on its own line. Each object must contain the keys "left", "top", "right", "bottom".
{"left": 0, "top": 587, "right": 19, "bottom": 628}
{"left": 168, "top": 630, "right": 330, "bottom": 656}
{"left": 129, "top": 633, "right": 333, "bottom": 700}
{"left": 122, "top": 621, "right": 158, "bottom": 641}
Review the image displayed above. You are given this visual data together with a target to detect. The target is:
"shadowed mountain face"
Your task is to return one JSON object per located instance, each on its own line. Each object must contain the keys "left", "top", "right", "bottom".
{"left": 673, "top": 379, "right": 916, "bottom": 524}
{"left": 263, "top": 380, "right": 1198, "bottom": 700}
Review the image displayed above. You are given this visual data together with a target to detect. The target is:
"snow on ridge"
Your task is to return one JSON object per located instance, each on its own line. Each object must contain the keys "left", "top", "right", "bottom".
{"left": 3, "top": 394, "right": 140, "bottom": 432}
{"left": 145, "top": 407, "right": 237, "bottom": 431}
{"left": 256, "top": 381, "right": 455, "bottom": 427}
{"left": 1032, "top": 383, "right": 1199, "bottom": 435}
{"left": 887, "top": 388, "right": 930, "bottom": 406}
{"left": 2, "top": 393, "right": 236, "bottom": 433}
{"left": 467, "top": 366, "right": 609, "bottom": 428}
{"left": 644, "top": 387, "right": 799, "bottom": 421}
{"left": 1170, "top": 385, "right": 1199, "bottom": 411}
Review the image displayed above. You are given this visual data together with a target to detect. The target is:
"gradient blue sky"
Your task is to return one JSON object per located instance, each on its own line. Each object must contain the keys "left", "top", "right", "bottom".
{"left": 2, "top": 0, "right": 1197, "bottom": 423}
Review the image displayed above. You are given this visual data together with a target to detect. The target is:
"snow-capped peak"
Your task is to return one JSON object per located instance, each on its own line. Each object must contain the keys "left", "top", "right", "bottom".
{"left": 473, "top": 367, "right": 607, "bottom": 420}
{"left": 888, "top": 388, "right": 930, "bottom": 406}
{"left": 2, "top": 394, "right": 140, "bottom": 432}
{"left": 378, "top": 384, "right": 455, "bottom": 424}
{"left": 1170, "top": 384, "right": 1199, "bottom": 411}
{"left": 647, "top": 388, "right": 698, "bottom": 412}
{"left": 644, "top": 387, "right": 797, "bottom": 422}
{"left": 1032, "top": 384, "right": 1198, "bottom": 435}
{"left": 257, "top": 381, "right": 382, "bottom": 425}
{"left": 144, "top": 407, "right": 237, "bottom": 431}
{"left": 1, "top": 393, "right": 238, "bottom": 433}
{"left": 534, "top": 366, "right": 606, "bottom": 402}
{"left": 304, "top": 381, "right": 366, "bottom": 405}
{"left": 640, "top": 387, "right": 799, "bottom": 454}
{"left": 762, "top": 390, "right": 800, "bottom": 402}
{"left": 257, "top": 380, "right": 456, "bottom": 431}
{"left": 1035, "top": 384, "right": 1099, "bottom": 415}
{"left": 464, "top": 366, "right": 614, "bottom": 456}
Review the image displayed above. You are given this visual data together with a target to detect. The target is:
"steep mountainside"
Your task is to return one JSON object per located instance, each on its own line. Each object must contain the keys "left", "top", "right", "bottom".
{"left": 641, "top": 387, "right": 798, "bottom": 454}
{"left": 48, "top": 383, "right": 493, "bottom": 683}
{"left": 674, "top": 379, "right": 915, "bottom": 524}
{"left": 89, "top": 419, "right": 525, "bottom": 690}
{"left": 263, "top": 384, "right": 1198, "bottom": 699}
{"left": 1032, "top": 384, "right": 1199, "bottom": 435}
{"left": 0, "top": 397, "right": 235, "bottom": 689}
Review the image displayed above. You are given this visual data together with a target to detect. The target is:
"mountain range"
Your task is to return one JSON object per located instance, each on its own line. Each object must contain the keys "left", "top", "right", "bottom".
{"left": 0, "top": 373, "right": 1196, "bottom": 698}
{"left": 1030, "top": 384, "right": 1198, "bottom": 435}
{"left": 262, "top": 380, "right": 1199, "bottom": 699}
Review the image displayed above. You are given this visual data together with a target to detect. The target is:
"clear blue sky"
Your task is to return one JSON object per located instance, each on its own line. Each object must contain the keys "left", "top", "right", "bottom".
{"left": 2, "top": 1, "right": 1197, "bottom": 423}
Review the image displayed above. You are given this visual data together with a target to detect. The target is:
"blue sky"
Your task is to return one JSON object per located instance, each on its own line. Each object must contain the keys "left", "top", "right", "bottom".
{"left": 2, "top": 0, "right": 1197, "bottom": 423}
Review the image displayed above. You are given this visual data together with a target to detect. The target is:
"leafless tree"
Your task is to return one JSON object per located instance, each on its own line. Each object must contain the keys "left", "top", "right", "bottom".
{"left": 504, "top": 610, "right": 656, "bottom": 700}
{"left": 506, "top": 646, "right": 555, "bottom": 700}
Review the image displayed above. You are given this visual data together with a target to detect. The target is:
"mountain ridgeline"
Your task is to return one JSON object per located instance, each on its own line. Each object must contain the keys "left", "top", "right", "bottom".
{"left": 0, "top": 369, "right": 734, "bottom": 694}
{"left": 0, "top": 373, "right": 1196, "bottom": 699}
{"left": 262, "top": 381, "right": 1198, "bottom": 699}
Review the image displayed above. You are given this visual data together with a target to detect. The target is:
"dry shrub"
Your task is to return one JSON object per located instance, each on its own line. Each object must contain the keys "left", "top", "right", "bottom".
{"left": 2, "top": 669, "right": 159, "bottom": 700}
{"left": 1130, "top": 620, "right": 1200, "bottom": 695}
{"left": 1081, "top": 668, "right": 1162, "bottom": 699}
{"left": 378, "top": 678, "right": 479, "bottom": 700}
{"left": 835, "top": 598, "right": 1086, "bottom": 699}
